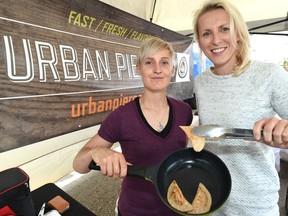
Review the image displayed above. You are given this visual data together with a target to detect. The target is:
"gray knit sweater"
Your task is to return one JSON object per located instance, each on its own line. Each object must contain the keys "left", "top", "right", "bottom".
{"left": 193, "top": 61, "right": 288, "bottom": 216}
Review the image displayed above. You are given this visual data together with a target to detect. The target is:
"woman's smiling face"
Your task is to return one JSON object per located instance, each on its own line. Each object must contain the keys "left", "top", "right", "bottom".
{"left": 197, "top": 8, "right": 239, "bottom": 74}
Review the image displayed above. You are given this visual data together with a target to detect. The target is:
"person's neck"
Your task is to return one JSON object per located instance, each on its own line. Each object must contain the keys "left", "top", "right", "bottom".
{"left": 211, "top": 66, "right": 234, "bottom": 75}
{"left": 139, "top": 94, "right": 169, "bottom": 132}
{"left": 212, "top": 58, "right": 237, "bottom": 75}
{"left": 140, "top": 93, "right": 168, "bottom": 110}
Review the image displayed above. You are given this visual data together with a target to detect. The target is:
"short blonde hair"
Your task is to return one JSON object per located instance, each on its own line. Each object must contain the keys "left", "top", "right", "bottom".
{"left": 137, "top": 37, "right": 175, "bottom": 65}
{"left": 193, "top": 0, "right": 251, "bottom": 76}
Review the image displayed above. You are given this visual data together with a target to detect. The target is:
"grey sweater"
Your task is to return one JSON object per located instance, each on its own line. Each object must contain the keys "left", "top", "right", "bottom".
{"left": 193, "top": 61, "right": 288, "bottom": 216}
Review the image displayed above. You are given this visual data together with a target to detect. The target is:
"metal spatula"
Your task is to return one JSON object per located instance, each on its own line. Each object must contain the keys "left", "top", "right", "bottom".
{"left": 192, "top": 124, "right": 257, "bottom": 140}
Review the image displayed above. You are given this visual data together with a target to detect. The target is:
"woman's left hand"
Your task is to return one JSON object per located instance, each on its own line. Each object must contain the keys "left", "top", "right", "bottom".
{"left": 253, "top": 117, "right": 288, "bottom": 148}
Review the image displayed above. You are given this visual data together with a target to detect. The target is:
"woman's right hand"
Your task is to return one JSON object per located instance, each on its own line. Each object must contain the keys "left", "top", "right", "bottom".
{"left": 90, "top": 146, "right": 128, "bottom": 179}
{"left": 254, "top": 117, "right": 288, "bottom": 148}
{"left": 73, "top": 134, "right": 129, "bottom": 178}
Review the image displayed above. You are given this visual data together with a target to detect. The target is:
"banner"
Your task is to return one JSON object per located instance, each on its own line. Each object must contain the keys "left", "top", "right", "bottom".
{"left": 0, "top": 0, "right": 193, "bottom": 152}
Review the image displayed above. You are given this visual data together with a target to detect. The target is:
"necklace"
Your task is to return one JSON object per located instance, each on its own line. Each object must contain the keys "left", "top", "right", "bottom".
{"left": 140, "top": 100, "right": 168, "bottom": 132}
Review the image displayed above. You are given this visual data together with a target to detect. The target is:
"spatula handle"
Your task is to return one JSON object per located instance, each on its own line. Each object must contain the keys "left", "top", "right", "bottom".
{"left": 227, "top": 128, "right": 263, "bottom": 139}
{"left": 230, "top": 128, "right": 254, "bottom": 137}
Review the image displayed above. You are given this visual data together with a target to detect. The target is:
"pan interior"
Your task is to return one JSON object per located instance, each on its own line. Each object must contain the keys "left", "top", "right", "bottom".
{"left": 157, "top": 148, "right": 231, "bottom": 214}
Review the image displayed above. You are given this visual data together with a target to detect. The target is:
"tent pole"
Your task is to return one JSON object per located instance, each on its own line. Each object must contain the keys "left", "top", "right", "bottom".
{"left": 150, "top": 0, "right": 157, "bottom": 23}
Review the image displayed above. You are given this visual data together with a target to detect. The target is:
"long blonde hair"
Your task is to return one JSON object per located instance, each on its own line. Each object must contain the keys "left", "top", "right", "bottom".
{"left": 193, "top": 0, "right": 251, "bottom": 76}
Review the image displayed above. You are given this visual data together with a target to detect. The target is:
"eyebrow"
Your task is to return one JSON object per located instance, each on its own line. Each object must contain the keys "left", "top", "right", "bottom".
{"left": 201, "top": 23, "right": 230, "bottom": 31}
{"left": 219, "top": 23, "right": 230, "bottom": 27}
{"left": 145, "top": 57, "right": 170, "bottom": 60}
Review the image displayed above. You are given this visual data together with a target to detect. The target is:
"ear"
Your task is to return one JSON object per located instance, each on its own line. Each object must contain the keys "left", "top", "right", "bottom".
{"left": 171, "top": 66, "right": 175, "bottom": 77}
{"left": 197, "top": 41, "right": 203, "bottom": 50}
{"left": 136, "top": 64, "right": 142, "bottom": 75}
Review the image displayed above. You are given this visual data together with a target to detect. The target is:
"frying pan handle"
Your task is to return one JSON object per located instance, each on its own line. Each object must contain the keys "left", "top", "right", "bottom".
{"left": 126, "top": 166, "right": 148, "bottom": 179}
{"left": 88, "top": 160, "right": 149, "bottom": 179}
{"left": 89, "top": 160, "right": 101, "bottom": 170}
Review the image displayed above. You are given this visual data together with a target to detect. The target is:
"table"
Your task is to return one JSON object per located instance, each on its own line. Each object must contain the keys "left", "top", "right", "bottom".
{"left": 31, "top": 183, "right": 96, "bottom": 216}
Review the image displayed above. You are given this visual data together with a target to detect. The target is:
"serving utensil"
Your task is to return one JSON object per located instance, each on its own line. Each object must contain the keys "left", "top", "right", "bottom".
{"left": 192, "top": 125, "right": 259, "bottom": 140}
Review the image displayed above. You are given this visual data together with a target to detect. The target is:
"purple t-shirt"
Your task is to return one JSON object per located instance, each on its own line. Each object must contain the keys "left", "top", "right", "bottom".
{"left": 98, "top": 97, "right": 193, "bottom": 216}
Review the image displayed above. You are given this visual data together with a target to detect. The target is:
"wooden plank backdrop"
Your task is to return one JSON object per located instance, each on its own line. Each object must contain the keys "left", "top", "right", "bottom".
{"left": 0, "top": 0, "right": 193, "bottom": 152}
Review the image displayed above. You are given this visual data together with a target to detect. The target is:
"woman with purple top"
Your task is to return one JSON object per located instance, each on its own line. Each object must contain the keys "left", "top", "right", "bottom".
{"left": 73, "top": 37, "right": 193, "bottom": 216}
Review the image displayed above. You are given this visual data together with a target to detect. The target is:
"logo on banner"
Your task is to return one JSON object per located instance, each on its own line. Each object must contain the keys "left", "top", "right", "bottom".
{"left": 175, "top": 53, "right": 190, "bottom": 82}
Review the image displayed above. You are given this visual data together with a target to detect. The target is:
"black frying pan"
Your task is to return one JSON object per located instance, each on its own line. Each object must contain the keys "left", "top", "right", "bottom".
{"left": 89, "top": 148, "right": 231, "bottom": 215}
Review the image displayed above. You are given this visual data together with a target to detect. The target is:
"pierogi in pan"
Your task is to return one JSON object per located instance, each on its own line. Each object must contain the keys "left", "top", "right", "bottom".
{"left": 167, "top": 180, "right": 212, "bottom": 214}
